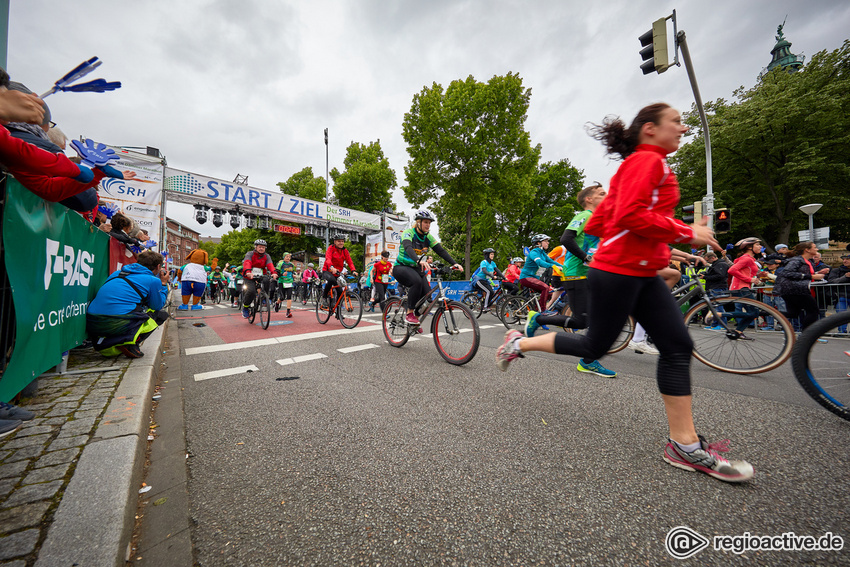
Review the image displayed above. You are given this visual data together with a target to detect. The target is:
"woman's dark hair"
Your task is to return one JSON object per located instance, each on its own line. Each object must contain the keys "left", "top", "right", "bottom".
{"left": 111, "top": 213, "right": 132, "bottom": 233}
{"left": 792, "top": 242, "right": 815, "bottom": 256}
{"left": 587, "top": 103, "right": 671, "bottom": 160}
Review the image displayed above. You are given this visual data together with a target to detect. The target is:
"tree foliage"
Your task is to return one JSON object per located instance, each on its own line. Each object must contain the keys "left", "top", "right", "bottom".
{"left": 671, "top": 40, "right": 850, "bottom": 249}
{"left": 402, "top": 72, "right": 541, "bottom": 272}
{"left": 330, "top": 141, "right": 396, "bottom": 213}
{"left": 277, "top": 167, "right": 327, "bottom": 201}
{"left": 210, "top": 228, "right": 325, "bottom": 269}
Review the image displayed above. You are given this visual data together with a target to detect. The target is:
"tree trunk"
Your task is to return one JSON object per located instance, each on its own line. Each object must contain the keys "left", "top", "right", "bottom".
{"left": 465, "top": 204, "right": 472, "bottom": 275}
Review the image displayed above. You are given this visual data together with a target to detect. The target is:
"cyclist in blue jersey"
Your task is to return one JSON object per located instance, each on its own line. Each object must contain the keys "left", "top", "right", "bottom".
{"left": 518, "top": 234, "right": 563, "bottom": 313}
{"left": 471, "top": 248, "right": 505, "bottom": 312}
{"left": 393, "top": 209, "right": 463, "bottom": 325}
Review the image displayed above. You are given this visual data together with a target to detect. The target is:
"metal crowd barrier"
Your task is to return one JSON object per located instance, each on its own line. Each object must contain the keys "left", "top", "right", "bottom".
{"left": 755, "top": 282, "right": 850, "bottom": 335}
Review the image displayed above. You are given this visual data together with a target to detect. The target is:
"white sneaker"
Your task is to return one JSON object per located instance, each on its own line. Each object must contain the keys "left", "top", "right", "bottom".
{"left": 627, "top": 339, "right": 659, "bottom": 355}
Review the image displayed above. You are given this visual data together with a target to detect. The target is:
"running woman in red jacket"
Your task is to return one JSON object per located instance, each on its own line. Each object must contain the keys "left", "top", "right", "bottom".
{"left": 496, "top": 103, "right": 753, "bottom": 483}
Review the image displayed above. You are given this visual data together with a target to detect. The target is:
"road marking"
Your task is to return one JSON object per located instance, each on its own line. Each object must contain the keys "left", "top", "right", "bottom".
{"left": 337, "top": 343, "right": 380, "bottom": 354}
{"left": 194, "top": 365, "right": 259, "bottom": 382}
{"left": 184, "top": 324, "right": 382, "bottom": 355}
{"left": 479, "top": 325, "right": 495, "bottom": 329}
{"left": 277, "top": 353, "right": 327, "bottom": 366}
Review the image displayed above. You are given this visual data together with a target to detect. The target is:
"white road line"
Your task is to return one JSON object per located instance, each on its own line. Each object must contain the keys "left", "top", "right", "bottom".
{"left": 194, "top": 365, "right": 258, "bottom": 382}
{"left": 337, "top": 344, "right": 380, "bottom": 354}
{"left": 184, "top": 324, "right": 381, "bottom": 355}
{"left": 185, "top": 338, "right": 278, "bottom": 356}
{"left": 277, "top": 353, "right": 327, "bottom": 366}
{"left": 479, "top": 325, "right": 495, "bottom": 329}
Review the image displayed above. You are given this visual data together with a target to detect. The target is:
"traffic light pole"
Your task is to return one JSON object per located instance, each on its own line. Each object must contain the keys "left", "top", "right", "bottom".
{"left": 676, "top": 30, "right": 714, "bottom": 229}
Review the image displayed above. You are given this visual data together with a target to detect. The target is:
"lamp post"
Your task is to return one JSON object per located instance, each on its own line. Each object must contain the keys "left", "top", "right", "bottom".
{"left": 798, "top": 203, "right": 822, "bottom": 243}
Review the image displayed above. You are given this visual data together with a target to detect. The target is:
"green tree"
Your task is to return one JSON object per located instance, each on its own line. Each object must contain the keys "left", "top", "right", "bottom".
{"left": 277, "top": 167, "right": 327, "bottom": 201}
{"left": 671, "top": 40, "right": 850, "bottom": 248}
{"left": 402, "top": 72, "right": 541, "bottom": 273}
{"left": 330, "top": 141, "right": 396, "bottom": 212}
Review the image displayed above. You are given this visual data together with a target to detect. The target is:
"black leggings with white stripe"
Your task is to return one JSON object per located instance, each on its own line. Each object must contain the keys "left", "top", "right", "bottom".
{"left": 551, "top": 268, "right": 694, "bottom": 396}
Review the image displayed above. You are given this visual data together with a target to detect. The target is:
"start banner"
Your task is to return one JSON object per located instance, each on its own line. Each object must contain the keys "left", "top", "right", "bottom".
{"left": 1, "top": 178, "right": 109, "bottom": 401}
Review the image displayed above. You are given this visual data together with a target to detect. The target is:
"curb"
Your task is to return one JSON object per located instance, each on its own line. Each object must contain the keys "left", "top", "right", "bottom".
{"left": 33, "top": 321, "right": 167, "bottom": 567}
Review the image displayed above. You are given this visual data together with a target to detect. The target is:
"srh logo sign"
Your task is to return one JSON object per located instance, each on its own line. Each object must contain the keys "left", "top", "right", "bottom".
{"left": 666, "top": 526, "right": 709, "bottom": 560}
{"left": 44, "top": 239, "right": 95, "bottom": 289}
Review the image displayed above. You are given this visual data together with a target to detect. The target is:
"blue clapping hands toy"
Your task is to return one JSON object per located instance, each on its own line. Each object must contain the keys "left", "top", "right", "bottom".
{"left": 143, "top": 240, "right": 157, "bottom": 249}
{"left": 71, "top": 138, "right": 118, "bottom": 168}
{"left": 40, "top": 56, "right": 122, "bottom": 98}
{"left": 97, "top": 202, "right": 120, "bottom": 219}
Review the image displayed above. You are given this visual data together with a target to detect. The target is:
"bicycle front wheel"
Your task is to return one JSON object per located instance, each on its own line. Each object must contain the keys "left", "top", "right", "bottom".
{"left": 258, "top": 291, "right": 271, "bottom": 329}
{"left": 561, "top": 307, "right": 635, "bottom": 354}
{"left": 338, "top": 291, "right": 363, "bottom": 329}
{"left": 383, "top": 297, "right": 410, "bottom": 347}
{"left": 432, "top": 300, "right": 480, "bottom": 365}
{"left": 684, "top": 296, "right": 794, "bottom": 374}
{"left": 249, "top": 295, "right": 258, "bottom": 324}
{"left": 460, "top": 291, "right": 484, "bottom": 319}
{"left": 791, "top": 311, "right": 850, "bottom": 421}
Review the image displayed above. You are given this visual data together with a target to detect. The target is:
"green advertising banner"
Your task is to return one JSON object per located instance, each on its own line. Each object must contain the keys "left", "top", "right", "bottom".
{"left": 1, "top": 178, "right": 109, "bottom": 401}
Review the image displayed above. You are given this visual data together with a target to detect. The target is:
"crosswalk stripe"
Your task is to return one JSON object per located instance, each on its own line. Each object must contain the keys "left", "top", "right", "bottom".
{"left": 276, "top": 353, "right": 327, "bottom": 366}
{"left": 194, "top": 365, "right": 259, "bottom": 382}
{"left": 337, "top": 343, "right": 380, "bottom": 354}
{"left": 185, "top": 323, "right": 381, "bottom": 355}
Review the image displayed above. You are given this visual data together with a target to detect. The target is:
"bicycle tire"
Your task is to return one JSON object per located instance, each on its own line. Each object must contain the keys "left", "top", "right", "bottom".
{"left": 791, "top": 311, "right": 850, "bottom": 421}
{"left": 259, "top": 290, "right": 271, "bottom": 330}
{"left": 249, "top": 297, "right": 258, "bottom": 324}
{"left": 461, "top": 291, "right": 484, "bottom": 319}
{"left": 338, "top": 291, "right": 363, "bottom": 328}
{"left": 382, "top": 297, "right": 411, "bottom": 347}
{"left": 561, "top": 307, "right": 635, "bottom": 354}
{"left": 432, "top": 300, "right": 480, "bottom": 365}
{"left": 315, "top": 292, "right": 333, "bottom": 324}
{"left": 683, "top": 296, "right": 794, "bottom": 374}
{"left": 500, "top": 295, "right": 530, "bottom": 330}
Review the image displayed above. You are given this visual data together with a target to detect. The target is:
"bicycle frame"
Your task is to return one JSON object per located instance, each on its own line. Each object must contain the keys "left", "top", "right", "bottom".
{"left": 410, "top": 268, "right": 464, "bottom": 334}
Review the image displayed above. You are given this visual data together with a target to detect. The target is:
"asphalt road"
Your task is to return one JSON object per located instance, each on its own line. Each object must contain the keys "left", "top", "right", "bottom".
{"left": 175, "top": 303, "right": 849, "bottom": 566}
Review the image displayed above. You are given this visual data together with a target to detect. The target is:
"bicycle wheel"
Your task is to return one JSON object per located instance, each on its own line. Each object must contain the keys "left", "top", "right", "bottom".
{"left": 338, "top": 291, "right": 363, "bottom": 328}
{"left": 258, "top": 290, "right": 271, "bottom": 329}
{"left": 461, "top": 291, "right": 484, "bottom": 319}
{"left": 560, "top": 307, "right": 635, "bottom": 354}
{"left": 383, "top": 297, "right": 411, "bottom": 347}
{"left": 791, "top": 311, "right": 850, "bottom": 421}
{"left": 683, "top": 296, "right": 794, "bottom": 374}
{"left": 315, "top": 291, "right": 333, "bottom": 324}
{"left": 432, "top": 300, "right": 480, "bottom": 365}
{"left": 249, "top": 297, "right": 258, "bottom": 324}
{"left": 500, "top": 295, "right": 530, "bottom": 331}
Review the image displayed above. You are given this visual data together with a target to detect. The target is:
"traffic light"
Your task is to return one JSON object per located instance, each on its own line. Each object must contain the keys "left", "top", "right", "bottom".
{"left": 638, "top": 17, "right": 670, "bottom": 75}
{"left": 714, "top": 208, "right": 731, "bottom": 234}
{"left": 682, "top": 201, "right": 702, "bottom": 224}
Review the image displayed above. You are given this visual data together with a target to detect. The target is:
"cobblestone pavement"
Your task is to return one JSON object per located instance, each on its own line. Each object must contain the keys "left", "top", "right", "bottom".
{"left": 0, "top": 348, "right": 132, "bottom": 566}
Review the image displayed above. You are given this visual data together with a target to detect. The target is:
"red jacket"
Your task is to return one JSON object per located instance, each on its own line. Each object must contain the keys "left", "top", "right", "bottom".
{"left": 0, "top": 126, "right": 105, "bottom": 202}
{"left": 372, "top": 260, "right": 393, "bottom": 282}
{"left": 242, "top": 251, "right": 276, "bottom": 276}
{"left": 323, "top": 245, "right": 355, "bottom": 273}
{"left": 585, "top": 145, "right": 695, "bottom": 277}
{"left": 728, "top": 255, "right": 758, "bottom": 290}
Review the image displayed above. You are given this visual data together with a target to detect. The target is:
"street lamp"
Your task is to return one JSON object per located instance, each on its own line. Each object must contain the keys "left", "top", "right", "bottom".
{"left": 798, "top": 203, "right": 822, "bottom": 243}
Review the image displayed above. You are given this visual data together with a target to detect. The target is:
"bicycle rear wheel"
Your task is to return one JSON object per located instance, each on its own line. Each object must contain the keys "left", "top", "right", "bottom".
{"left": 460, "top": 291, "right": 484, "bottom": 319}
{"left": 315, "top": 292, "right": 333, "bottom": 324}
{"left": 500, "top": 295, "right": 529, "bottom": 331}
{"left": 249, "top": 298, "right": 258, "bottom": 324}
{"left": 383, "top": 297, "right": 411, "bottom": 347}
{"left": 432, "top": 300, "right": 480, "bottom": 365}
{"left": 791, "top": 311, "right": 850, "bottom": 421}
{"left": 338, "top": 291, "right": 363, "bottom": 328}
{"left": 258, "top": 290, "right": 271, "bottom": 329}
{"left": 683, "top": 296, "right": 794, "bottom": 374}
{"left": 561, "top": 307, "right": 635, "bottom": 354}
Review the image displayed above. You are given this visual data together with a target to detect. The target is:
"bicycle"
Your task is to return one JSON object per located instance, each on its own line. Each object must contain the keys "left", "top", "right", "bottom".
{"left": 244, "top": 270, "right": 272, "bottom": 330}
{"left": 791, "top": 310, "right": 850, "bottom": 421}
{"left": 316, "top": 273, "right": 363, "bottom": 328}
{"left": 461, "top": 280, "right": 509, "bottom": 319}
{"left": 209, "top": 280, "right": 224, "bottom": 304}
{"left": 382, "top": 264, "right": 480, "bottom": 365}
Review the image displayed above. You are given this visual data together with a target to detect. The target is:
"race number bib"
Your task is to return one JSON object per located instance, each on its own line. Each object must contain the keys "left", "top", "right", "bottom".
{"left": 283, "top": 282, "right": 293, "bottom": 288}
{"left": 251, "top": 268, "right": 263, "bottom": 277}
{"left": 381, "top": 274, "right": 390, "bottom": 283}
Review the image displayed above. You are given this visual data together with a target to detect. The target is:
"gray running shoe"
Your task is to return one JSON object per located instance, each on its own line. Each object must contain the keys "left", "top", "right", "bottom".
{"left": 0, "top": 419, "right": 23, "bottom": 439}
{"left": 0, "top": 402, "right": 35, "bottom": 421}
{"left": 663, "top": 435, "right": 754, "bottom": 483}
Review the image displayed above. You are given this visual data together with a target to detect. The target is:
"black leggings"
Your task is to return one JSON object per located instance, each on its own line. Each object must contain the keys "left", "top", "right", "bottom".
{"left": 781, "top": 294, "right": 819, "bottom": 330}
{"left": 321, "top": 271, "right": 338, "bottom": 298}
{"left": 564, "top": 278, "right": 589, "bottom": 329}
{"left": 551, "top": 269, "right": 694, "bottom": 396}
{"left": 393, "top": 265, "right": 429, "bottom": 312}
{"left": 373, "top": 281, "right": 388, "bottom": 306}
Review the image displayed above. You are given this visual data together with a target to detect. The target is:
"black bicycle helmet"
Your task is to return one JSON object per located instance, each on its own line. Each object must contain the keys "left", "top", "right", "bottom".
{"left": 483, "top": 247, "right": 496, "bottom": 256}
{"left": 254, "top": 239, "right": 267, "bottom": 246}
{"left": 414, "top": 209, "right": 435, "bottom": 221}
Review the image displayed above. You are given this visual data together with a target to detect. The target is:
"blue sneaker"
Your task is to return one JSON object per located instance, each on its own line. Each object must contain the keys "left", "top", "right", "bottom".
{"left": 576, "top": 359, "right": 617, "bottom": 378}
{"left": 525, "top": 310, "right": 541, "bottom": 337}
{"left": 242, "top": 307, "right": 250, "bottom": 319}
{"left": 190, "top": 304, "right": 203, "bottom": 311}
{"left": 177, "top": 304, "right": 189, "bottom": 311}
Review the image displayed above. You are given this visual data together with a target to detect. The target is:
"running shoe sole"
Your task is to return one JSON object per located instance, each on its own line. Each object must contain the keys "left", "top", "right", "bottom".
{"left": 663, "top": 443, "right": 754, "bottom": 482}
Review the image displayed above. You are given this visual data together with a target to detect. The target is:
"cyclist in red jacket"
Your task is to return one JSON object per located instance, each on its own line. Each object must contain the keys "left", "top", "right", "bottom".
{"left": 240, "top": 239, "right": 277, "bottom": 318}
{"left": 321, "top": 235, "right": 357, "bottom": 306}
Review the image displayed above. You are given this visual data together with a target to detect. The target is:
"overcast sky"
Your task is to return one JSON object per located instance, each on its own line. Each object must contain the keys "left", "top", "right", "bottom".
{"left": 7, "top": 0, "right": 849, "bottom": 237}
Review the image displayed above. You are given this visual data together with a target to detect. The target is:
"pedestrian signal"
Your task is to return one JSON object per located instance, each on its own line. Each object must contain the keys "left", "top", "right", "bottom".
{"left": 715, "top": 208, "right": 731, "bottom": 234}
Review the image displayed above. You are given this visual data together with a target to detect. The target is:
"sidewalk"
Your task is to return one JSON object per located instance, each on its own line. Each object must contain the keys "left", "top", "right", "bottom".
{"left": 0, "top": 322, "right": 166, "bottom": 567}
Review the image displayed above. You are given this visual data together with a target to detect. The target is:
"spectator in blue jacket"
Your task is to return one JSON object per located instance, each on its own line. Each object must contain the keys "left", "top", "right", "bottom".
{"left": 86, "top": 250, "right": 170, "bottom": 358}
